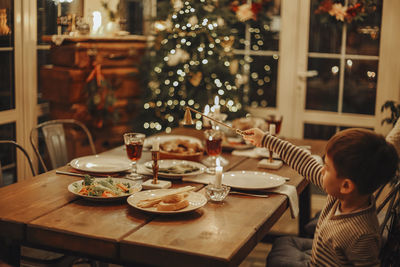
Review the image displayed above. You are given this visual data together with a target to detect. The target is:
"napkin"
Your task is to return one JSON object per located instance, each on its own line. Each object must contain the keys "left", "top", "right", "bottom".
{"left": 232, "top": 147, "right": 280, "bottom": 159}
{"left": 182, "top": 173, "right": 215, "bottom": 184}
{"left": 266, "top": 184, "right": 299, "bottom": 218}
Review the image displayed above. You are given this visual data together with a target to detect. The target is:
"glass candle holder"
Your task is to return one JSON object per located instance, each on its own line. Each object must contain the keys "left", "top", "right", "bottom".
{"left": 205, "top": 184, "right": 230, "bottom": 202}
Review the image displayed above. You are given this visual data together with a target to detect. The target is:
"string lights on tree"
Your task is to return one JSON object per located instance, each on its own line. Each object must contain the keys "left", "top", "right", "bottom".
{"left": 138, "top": 0, "right": 245, "bottom": 134}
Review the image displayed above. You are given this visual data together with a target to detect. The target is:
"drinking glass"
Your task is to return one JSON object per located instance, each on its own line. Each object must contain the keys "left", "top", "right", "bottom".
{"left": 265, "top": 114, "right": 283, "bottom": 135}
{"left": 123, "top": 132, "right": 145, "bottom": 179}
{"left": 202, "top": 129, "right": 229, "bottom": 173}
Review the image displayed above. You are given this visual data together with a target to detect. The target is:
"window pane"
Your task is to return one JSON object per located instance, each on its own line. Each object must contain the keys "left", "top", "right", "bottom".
{"left": 304, "top": 123, "right": 336, "bottom": 140}
{"left": 346, "top": 2, "right": 382, "bottom": 56}
{"left": 233, "top": 23, "right": 246, "bottom": 50}
{"left": 37, "top": 49, "right": 51, "bottom": 104}
{"left": 0, "top": 122, "right": 16, "bottom": 186}
{"left": 306, "top": 58, "right": 340, "bottom": 111}
{"left": 308, "top": 0, "right": 342, "bottom": 53}
{"left": 250, "top": 2, "right": 280, "bottom": 52}
{"left": 120, "top": 0, "right": 144, "bottom": 34}
{"left": 0, "top": 51, "right": 14, "bottom": 111}
{"left": 343, "top": 59, "right": 377, "bottom": 115}
{"left": 249, "top": 55, "right": 278, "bottom": 108}
{"left": 37, "top": 0, "right": 58, "bottom": 45}
{"left": 0, "top": 2, "right": 13, "bottom": 47}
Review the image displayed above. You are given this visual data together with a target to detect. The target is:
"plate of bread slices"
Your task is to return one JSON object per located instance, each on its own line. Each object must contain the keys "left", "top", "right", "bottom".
{"left": 127, "top": 186, "right": 207, "bottom": 214}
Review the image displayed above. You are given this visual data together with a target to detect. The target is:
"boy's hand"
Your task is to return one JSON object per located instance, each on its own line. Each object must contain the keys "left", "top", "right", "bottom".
{"left": 243, "top": 128, "right": 266, "bottom": 147}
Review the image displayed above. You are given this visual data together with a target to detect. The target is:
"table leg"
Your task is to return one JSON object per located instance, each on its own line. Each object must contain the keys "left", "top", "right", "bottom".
{"left": 298, "top": 183, "right": 311, "bottom": 237}
{"left": 0, "top": 237, "right": 20, "bottom": 266}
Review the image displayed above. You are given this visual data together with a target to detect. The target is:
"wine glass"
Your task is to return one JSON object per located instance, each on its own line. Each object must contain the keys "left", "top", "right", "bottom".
{"left": 202, "top": 129, "right": 229, "bottom": 173}
{"left": 265, "top": 114, "right": 283, "bottom": 135}
{"left": 123, "top": 132, "right": 145, "bottom": 179}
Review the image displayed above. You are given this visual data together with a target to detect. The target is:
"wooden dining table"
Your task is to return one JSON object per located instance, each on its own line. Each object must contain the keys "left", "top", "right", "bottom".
{"left": 0, "top": 128, "right": 326, "bottom": 266}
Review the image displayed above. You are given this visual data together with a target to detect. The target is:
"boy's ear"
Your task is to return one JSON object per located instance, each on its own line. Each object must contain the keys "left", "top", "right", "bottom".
{"left": 340, "top": 178, "right": 356, "bottom": 194}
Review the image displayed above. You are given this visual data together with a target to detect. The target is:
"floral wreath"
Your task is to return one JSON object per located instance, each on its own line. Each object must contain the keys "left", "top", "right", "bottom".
{"left": 72, "top": 63, "right": 119, "bottom": 128}
{"left": 230, "top": 0, "right": 274, "bottom": 24}
{"left": 314, "top": 0, "right": 378, "bottom": 24}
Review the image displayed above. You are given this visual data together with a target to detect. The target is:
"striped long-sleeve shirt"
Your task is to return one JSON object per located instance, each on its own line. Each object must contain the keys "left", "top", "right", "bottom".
{"left": 262, "top": 134, "right": 381, "bottom": 267}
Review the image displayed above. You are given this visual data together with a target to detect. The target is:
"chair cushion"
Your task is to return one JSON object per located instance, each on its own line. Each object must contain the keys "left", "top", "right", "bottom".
{"left": 266, "top": 236, "right": 313, "bottom": 267}
{"left": 304, "top": 210, "right": 321, "bottom": 237}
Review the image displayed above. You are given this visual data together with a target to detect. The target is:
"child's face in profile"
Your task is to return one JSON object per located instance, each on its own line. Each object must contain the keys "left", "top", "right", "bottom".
{"left": 322, "top": 155, "right": 343, "bottom": 197}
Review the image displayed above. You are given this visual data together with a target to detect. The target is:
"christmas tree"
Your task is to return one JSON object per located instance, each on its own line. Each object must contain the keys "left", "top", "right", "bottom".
{"left": 137, "top": 0, "right": 246, "bottom": 134}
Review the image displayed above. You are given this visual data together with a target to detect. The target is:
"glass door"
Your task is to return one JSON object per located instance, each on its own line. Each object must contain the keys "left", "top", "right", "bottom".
{"left": 292, "top": 0, "right": 399, "bottom": 139}
{"left": 0, "top": 0, "right": 28, "bottom": 185}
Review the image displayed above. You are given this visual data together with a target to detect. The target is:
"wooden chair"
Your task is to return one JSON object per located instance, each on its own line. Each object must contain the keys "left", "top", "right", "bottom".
{"left": 266, "top": 180, "right": 400, "bottom": 267}
{"left": 30, "top": 119, "right": 96, "bottom": 173}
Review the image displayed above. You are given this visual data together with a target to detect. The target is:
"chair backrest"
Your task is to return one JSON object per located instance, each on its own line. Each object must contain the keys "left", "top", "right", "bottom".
{"left": 377, "top": 179, "right": 400, "bottom": 265}
{"left": 0, "top": 140, "right": 37, "bottom": 186}
{"left": 30, "top": 119, "right": 96, "bottom": 172}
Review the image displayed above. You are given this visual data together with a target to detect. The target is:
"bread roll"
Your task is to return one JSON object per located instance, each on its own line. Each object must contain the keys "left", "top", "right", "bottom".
{"left": 161, "top": 192, "right": 188, "bottom": 203}
{"left": 157, "top": 199, "right": 189, "bottom": 211}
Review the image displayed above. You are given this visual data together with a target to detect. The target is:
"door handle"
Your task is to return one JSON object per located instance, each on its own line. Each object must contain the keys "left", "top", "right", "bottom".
{"left": 298, "top": 70, "right": 318, "bottom": 78}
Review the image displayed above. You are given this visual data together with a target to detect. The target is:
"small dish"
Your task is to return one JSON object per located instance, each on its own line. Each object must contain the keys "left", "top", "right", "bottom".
{"left": 68, "top": 177, "right": 142, "bottom": 201}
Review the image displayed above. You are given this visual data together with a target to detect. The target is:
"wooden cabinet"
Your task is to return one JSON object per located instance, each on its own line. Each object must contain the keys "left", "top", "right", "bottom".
{"left": 40, "top": 36, "right": 147, "bottom": 152}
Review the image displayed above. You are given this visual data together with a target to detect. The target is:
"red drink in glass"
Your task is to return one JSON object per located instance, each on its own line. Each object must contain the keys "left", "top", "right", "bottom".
{"left": 266, "top": 115, "right": 283, "bottom": 134}
{"left": 126, "top": 142, "right": 143, "bottom": 161}
{"left": 206, "top": 138, "right": 222, "bottom": 156}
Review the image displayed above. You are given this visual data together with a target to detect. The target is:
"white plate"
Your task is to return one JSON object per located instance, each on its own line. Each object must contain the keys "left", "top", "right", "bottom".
{"left": 144, "top": 159, "right": 206, "bottom": 177}
{"left": 222, "top": 171, "right": 286, "bottom": 190}
{"left": 143, "top": 135, "right": 203, "bottom": 149}
{"left": 69, "top": 155, "right": 132, "bottom": 173}
{"left": 68, "top": 177, "right": 142, "bottom": 201}
{"left": 223, "top": 137, "right": 253, "bottom": 150}
{"left": 127, "top": 189, "right": 207, "bottom": 214}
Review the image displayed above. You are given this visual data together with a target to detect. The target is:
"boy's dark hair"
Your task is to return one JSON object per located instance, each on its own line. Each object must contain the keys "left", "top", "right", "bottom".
{"left": 326, "top": 128, "right": 399, "bottom": 195}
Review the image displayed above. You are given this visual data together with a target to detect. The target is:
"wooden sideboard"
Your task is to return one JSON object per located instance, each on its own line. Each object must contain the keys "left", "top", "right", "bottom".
{"left": 40, "top": 35, "right": 147, "bottom": 153}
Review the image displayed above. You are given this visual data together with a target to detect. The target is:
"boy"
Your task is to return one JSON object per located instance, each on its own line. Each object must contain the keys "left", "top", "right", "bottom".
{"left": 243, "top": 128, "right": 398, "bottom": 266}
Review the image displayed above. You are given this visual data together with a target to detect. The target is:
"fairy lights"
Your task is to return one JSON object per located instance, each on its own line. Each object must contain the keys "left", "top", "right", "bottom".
{"left": 139, "top": 0, "right": 244, "bottom": 134}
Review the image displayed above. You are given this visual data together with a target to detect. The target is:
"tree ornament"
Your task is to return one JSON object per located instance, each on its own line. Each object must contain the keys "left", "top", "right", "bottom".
{"left": 189, "top": 72, "right": 203, "bottom": 87}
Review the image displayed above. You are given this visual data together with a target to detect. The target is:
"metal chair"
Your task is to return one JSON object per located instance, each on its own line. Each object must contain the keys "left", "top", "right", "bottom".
{"left": 30, "top": 119, "right": 96, "bottom": 172}
{"left": 0, "top": 140, "right": 37, "bottom": 187}
{"left": 0, "top": 140, "right": 97, "bottom": 266}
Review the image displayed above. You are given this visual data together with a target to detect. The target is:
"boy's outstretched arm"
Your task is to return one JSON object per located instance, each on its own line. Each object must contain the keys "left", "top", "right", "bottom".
{"left": 244, "top": 128, "right": 324, "bottom": 190}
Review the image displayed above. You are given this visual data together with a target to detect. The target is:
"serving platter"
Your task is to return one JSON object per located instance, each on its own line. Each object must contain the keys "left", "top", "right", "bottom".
{"left": 68, "top": 177, "right": 142, "bottom": 201}
{"left": 127, "top": 189, "right": 207, "bottom": 214}
{"left": 69, "top": 155, "right": 131, "bottom": 173}
{"left": 222, "top": 171, "right": 286, "bottom": 190}
{"left": 144, "top": 159, "right": 206, "bottom": 178}
{"left": 143, "top": 135, "right": 203, "bottom": 149}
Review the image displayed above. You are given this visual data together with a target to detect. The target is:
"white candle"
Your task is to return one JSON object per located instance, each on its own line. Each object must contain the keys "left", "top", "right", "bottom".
{"left": 152, "top": 137, "right": 160, "bottom": 151}
{"left": 203, "top": 105, "right": 211, "bottom": 127}
{"left": 215, "top": 158, "right": 222, "bottom": 187}
{"left": 269, "top": 123, "right": 276, "bottom": 136}
{"left": 213, "top": 95, "right": 220, "bottom": 114}
{"left": 215, "top": 166, "right": 223, "bottom": 187}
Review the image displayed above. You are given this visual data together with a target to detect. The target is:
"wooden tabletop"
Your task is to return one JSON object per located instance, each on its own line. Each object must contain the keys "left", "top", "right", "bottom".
{"left": 0, "top": 129, "right": 326, "bottom": 266}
